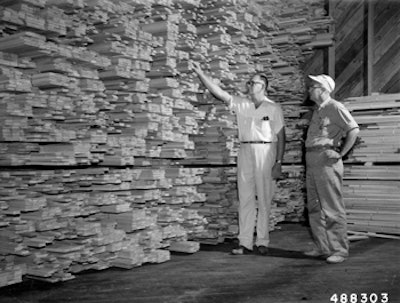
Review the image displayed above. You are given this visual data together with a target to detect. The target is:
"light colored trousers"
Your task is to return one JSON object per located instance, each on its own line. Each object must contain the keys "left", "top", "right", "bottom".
{"left": 306, "top": 150, "right": 349, "bottom": 257}
{"left": 237, "top": 143, "right": 276, "bottom": 250}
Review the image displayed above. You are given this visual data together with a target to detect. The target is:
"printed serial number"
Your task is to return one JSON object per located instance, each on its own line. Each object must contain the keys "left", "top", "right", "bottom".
{"left": 330, "top": 293, "right": 389, "bottom": 303}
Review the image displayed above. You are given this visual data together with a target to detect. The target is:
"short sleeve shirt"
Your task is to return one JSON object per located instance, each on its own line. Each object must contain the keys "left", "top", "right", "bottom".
{"left": 305, "top": 99, "right": 359, "bottom": 148}
{"left": 229, "top": 95, "right": 285, "bottom": 142}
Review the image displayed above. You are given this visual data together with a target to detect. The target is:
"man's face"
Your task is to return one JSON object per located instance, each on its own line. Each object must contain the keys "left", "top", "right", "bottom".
{"left": 308, "top": 81, "right": 324, "bottom": 102}
{"left": 246, "top": 75, "right": 265, "bottom": 96}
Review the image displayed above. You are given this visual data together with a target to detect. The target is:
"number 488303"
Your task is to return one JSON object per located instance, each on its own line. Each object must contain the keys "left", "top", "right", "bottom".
{"left": 330, "top": 293, "right": 389, "bottom": 303}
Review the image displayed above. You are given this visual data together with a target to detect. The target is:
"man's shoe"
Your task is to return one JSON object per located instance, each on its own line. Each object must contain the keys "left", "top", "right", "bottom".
{"left": 326, "top": 255, "right": 346, "bottom": 264}
{"left": 231, "top": 245, "right": 252, "bottom": 255}
{"left": 257, "top": 245, "right": 269, "bottom": 256}
{"left": 303, "top": 249, "right": 326, "bottom": 257}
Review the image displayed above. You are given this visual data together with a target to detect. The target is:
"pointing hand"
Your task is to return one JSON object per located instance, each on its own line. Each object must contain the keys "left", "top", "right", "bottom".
{"left": 191, "top": 61, "right": 202, "bottom": 74}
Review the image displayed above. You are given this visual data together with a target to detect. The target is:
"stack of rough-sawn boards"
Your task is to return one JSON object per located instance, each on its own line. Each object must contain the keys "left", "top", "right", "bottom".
{"left": 343, "top": 93, "right": 400, "bottom": 236}
{"left": 0, "top": 0, "right": 334, "bottom": 287}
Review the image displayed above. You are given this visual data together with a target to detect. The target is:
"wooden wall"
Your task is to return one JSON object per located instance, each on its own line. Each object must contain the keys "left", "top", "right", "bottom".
{"left": 372, "top": 0, "right": 400, "bottom": 94}
{"left": 303, "top": 0, "right": 400, "bottom": 100}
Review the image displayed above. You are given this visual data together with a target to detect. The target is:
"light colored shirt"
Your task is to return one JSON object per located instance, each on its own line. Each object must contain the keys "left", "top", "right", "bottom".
{"left": 229, "top": 95, "right": 284, "bottom": 142}
{"left": 305, "top": 98, "right": 359, "bottom": 148}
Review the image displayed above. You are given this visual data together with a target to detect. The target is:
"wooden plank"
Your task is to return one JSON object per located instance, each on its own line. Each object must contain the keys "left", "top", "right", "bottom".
{"left": 168, "top": 240, "right": 200, "bottom": 253}
{"left": 327, "top": 0, "right": 335, "bottom": 96}
{"left": 348, "top": 230, "right": 400, "bottom": 240}
{"left": 343, "top": 92, "right": 400, "bottom": 236}
{"left": 366, "top": 0, "right": 373, "bottom": 95}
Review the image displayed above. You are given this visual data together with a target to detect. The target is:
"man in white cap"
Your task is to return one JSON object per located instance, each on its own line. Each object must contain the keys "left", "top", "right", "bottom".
{"left": 192, "top": 61, "right": 286, "bottom": 256}
{"left": 304, "top": 74, "right": 359, "bottom": 264}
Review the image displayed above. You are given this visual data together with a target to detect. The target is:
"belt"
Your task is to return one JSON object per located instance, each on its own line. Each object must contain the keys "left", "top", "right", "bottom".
{"left": 241, "top": 141, "right": 272, "bottom": 144}
{"left": 306, "top": 145, "right": 340, "bottom": 152}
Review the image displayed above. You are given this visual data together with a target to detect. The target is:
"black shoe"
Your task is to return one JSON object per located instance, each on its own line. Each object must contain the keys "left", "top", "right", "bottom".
{"left": 257, "top": 245, "right": 269, "bottom": 256}
{"left": 231, "top": 245, "right": 252, "bottom": 255}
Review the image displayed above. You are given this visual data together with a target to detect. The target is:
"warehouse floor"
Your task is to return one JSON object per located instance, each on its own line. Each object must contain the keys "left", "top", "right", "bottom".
{"left": 1, "top": 223, "right": 399, "bottom": 303}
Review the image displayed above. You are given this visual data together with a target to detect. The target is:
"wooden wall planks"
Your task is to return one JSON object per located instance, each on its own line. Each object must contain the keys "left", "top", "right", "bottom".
{"left": 303, "top": 0, "right": 400, "bottom": 99}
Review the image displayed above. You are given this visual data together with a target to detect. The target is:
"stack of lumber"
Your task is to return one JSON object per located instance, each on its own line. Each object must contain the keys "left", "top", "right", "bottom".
{"left": 0, "top": 166, "right": 208, "bottom": 283}
{"left": 343, "top": 93, "right": 400, "bottom": 163}
{"left": 162, "top": 167, "right": 208, "bottom": 240}
{"left": 0, "top": 255, "right": 26, "bottom": 288}
{"left": 342, "top": 93, "right": 400, "bottom": 235}
{"left": 0, "top": 0, "right": 186, "bottom": 287}
{"left": 0, "top": 31, "right": 110, "bottom": 68}
{"left": 193, "top": 166, "right": 239, "bottom": 243}
{"left": 0, "top": 0, "right": 334, "bottom": 287}
{"left": 176, "top": 2, "right": 245, "bottom": 166}
{"left": 139, "top": 4, "right": 204, "bottom": 161}
{"left": 344, "top": 166, "right": 400, "bottom": 235}
{"left": 0, "top": 65, "right": 32, "bottom": 92}
{"left": 188, "top": 97, "right": 239, "bottom": 165}
{"left": 275, "top": 165, "right": 307, "bottom": 222}
{"left": 0, "top": 62, "right": 108, "bottom": 166}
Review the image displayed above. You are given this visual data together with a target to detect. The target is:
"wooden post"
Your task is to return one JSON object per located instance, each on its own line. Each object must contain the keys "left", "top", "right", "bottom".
{"left": 364, "top": 0, "right": 374, "bottom": 95}
{"left": 324, "top": 0, "right": 336, "bottom": 97}
{"left": 367, "top": 0, "right": 374, "bottom": 95}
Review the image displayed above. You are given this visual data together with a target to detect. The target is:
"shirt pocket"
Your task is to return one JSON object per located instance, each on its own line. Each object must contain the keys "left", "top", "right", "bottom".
{"left": 319, "top": 117, "right": 331, "bottom": 136}
{"left": 259, "top": 116, "right": 272, "bottom": 136}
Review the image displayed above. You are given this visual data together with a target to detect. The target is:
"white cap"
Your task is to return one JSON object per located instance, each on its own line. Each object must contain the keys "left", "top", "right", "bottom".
{"left": 308, "top": 74, "right": 335, "bottom": 93}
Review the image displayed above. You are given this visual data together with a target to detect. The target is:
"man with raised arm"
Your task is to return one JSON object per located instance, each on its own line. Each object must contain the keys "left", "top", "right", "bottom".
{"left": 192, "top": 61, "right": 286, "bottom": 255}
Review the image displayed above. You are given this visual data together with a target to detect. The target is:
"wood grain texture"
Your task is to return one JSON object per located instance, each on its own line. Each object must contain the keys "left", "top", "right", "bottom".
{"left": 304, "top": 0, "right": 400, "bottom": 99}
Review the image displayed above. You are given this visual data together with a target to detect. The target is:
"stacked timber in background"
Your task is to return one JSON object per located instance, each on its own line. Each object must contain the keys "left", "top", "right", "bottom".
{"left": 0, "top": 0, "right": 333, "bottom": 287}
{"left": 342, "top": 93, "right": 400, "bottom": 235}
{"left": 0, "top": 0, "right": 202, "bottom": 286}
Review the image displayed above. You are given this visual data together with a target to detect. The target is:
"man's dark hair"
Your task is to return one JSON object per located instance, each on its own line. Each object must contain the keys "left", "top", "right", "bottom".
{"left": 257, "top": 73, "right": 269, "bottom": 89}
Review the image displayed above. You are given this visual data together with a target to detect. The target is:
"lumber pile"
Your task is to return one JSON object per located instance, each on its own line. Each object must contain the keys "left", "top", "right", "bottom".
{"left": 275, "top": 165, "right": 307, "bottom": 222}
{"left": 0, "top": 166, "right": 208, "bottom": 283}
{"left": 0, "top": 255, "right": 26, "bottom": 287}
{"left": 0, "top": 0, "right": 333, "bottom": 287}
{"left": 192, "top": 166, "right": 239, "bottom": 244}
{"left": 342, "top": 93, "right": 400, "bottom": 235}
{"left": 343, "top": 93, "right": 400, "bottom": 164}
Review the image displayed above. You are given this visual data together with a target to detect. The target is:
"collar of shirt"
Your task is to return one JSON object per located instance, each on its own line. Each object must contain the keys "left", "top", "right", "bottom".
{"left": 264, "top": 96, "right": 274, "bottom": 103}
{"left": 254, "top": 97, "right": 274, "bottom": 107}
{"left": 317, "top": 97, "right": 332, "bottom": 110}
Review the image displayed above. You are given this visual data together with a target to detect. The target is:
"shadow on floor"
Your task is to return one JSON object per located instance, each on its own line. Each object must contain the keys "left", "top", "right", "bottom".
{"left": 198, "top": 241, "right": 312, "bottom": 260}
